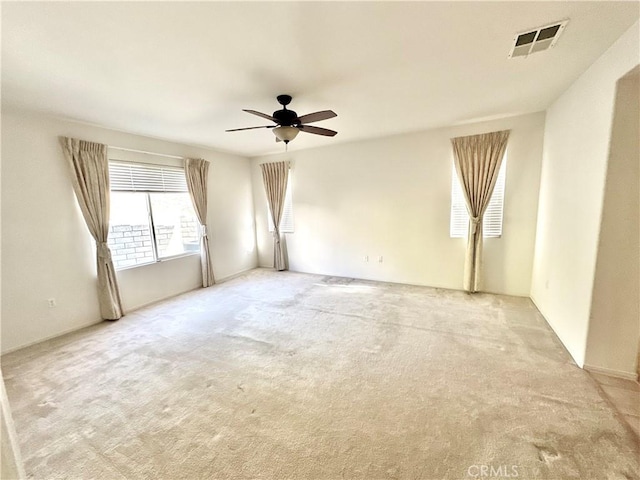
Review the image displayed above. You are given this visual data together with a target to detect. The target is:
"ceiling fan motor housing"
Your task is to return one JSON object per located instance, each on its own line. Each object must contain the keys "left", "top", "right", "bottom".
{"left": 273, "top": 109, "right": 298, "bottom": 126}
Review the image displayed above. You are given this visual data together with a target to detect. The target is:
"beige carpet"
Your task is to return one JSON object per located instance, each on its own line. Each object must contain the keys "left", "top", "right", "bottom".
{"left": 2, "top": 269, "right": 638, "bottom": 479}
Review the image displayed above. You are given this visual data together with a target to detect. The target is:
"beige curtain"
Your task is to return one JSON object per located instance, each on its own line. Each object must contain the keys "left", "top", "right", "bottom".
{"left": 260, "top": 161, "right": 289, "bottom": 271}
{"left": 184, "top": 158, "right": 215, "bottom": 287}
{"left": 451, "top": 130, "right": 510, "bottom": 293}
{"left": 59, "top": 137, "right": 123, "bottom": 319}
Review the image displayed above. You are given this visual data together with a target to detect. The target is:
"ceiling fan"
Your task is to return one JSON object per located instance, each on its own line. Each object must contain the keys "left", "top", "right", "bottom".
{"left": 226, "top": 95, "right": 337, "bottom": 144}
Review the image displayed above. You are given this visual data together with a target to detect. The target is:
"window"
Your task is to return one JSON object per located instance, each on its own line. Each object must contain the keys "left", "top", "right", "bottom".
{"left": 450, "top": 157, "right": 506, "bottom": 238}
{"left": 267, "top": 175, "right": 294, "bottom": 233}
{"left": 108, "top": 161, "right": 200, "bottom": 270}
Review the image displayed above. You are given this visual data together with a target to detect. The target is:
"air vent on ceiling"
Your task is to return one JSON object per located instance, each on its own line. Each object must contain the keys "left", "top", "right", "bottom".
{"left": 508, "top": 20, "right": 568, "bottom": 59}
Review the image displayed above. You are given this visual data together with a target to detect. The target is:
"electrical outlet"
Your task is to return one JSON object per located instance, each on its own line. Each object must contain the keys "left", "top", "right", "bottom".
{"left": 47, "top": 298, "right": 56, "bottom": 308}
{"left": 364, "top": 255, "right": 369, "bottom": 262}
{"left": 378, "top": 256, "right": 383, "bottom": 263}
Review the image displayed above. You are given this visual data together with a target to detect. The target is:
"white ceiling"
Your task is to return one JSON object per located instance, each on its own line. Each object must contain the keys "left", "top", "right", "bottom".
{"left": 2, "top": 2, "right": 638, "bottom": 157}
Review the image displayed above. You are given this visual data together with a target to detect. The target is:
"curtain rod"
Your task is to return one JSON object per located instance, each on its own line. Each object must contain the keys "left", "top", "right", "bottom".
{"left": 108, "top": 146, "right": 185, "bottom": 160}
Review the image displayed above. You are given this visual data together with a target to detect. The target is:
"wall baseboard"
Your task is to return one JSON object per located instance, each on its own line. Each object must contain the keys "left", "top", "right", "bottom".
{"left": 1, "top": 318, "right": 104, "bottom": 356}
{"left": 529, "top": 294, "right": 584, "bottom": 368}
{"left": 123, "top": 283, "right": 202, "bottom": 313}
{"left": 1, "top": 268, "right": 260, "bottom": 357}
{"left": 530, "top": 296, "right": 639, "bottom": 381}
{"left": 584, "top": 364, "right": 638, "bottom": 381}
{"left": 215, "top": 266, "right": 258, "bottom": 284}
{"left": 123, "top": 266, "right": 258, "bottom": 312}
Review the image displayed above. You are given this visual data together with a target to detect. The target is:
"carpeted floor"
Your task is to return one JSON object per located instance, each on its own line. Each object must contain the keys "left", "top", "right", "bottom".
{"left": 2, "top": 269, "right": 638, "bottom": 479}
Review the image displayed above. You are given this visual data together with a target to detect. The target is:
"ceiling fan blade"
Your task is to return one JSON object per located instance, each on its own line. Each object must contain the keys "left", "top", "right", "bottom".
{"left": 297, "top": 110, "right": 337, "bottom": 124}
{"left": 225, "top": 125, "right": 275, "bottom": 132}
{"left": 243, "top": 109, "right": 277, "bottom": 122}
{"left": 298, "top": 125, "right": 338, "bottom": 137}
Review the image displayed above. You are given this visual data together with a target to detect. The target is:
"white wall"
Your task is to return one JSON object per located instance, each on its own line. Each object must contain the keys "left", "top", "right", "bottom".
{"left": 252, "top": 112, "right": 545, "bottom": 297}
{"left": 1, "top": 109, "right": 257, "bottom": 353}
{"left": 530, "top": 21, "right": 640, "bottom": 367}
{"left": 584, "top": 68, "right": 640, "bottom": 378}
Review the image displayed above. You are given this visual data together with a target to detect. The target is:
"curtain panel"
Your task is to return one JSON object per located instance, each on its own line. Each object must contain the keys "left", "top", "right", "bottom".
{"left": 260, "top": 161, "right": 289, "bottom": 271}
{"left": 59, "top": 136, "right": 123, "bottom": 319}
{"left": 451, "top": 130, "right": 510, "bottom": 293}
{"left": 184, "top": 158, "right": 215, "bottom": 287}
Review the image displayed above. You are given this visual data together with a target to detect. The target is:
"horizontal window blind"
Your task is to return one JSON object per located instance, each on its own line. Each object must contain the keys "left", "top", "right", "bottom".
{"left": 450, "top": 157, "right": 506, "bottom": 238}
{"left": 483, "top": 160, "right": 506, "bottom": 237}
{"left": 109, "top": 161, "right": 188, "bottom": 192}
{"left": 268, "top": 178, "right": 294, "bottom": 233}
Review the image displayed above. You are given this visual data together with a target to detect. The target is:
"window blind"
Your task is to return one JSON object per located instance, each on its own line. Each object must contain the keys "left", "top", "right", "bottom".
{"left": 450, "top": 157, "right": 506, "bottom": 238}
{"left": 268, "top": 179, "right": 294, "bottom": 233}
{"left": 109, "top": 161, "right": 188, "bottom": 193}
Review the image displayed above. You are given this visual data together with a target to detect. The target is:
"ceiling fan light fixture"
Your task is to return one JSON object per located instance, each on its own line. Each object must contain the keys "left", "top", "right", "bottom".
{"left": 273, "top": 126, "right": 299, "bottom": 143}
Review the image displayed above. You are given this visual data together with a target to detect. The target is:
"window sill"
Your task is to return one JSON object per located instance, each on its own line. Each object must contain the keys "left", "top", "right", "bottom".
{"left": 450, "top": 235, "right": 503, "bottom": 239}
{"left": 114, "top": 251, "right": 200, "bottom": 272}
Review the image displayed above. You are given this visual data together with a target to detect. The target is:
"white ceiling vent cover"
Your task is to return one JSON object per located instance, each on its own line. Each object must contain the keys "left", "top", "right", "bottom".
{"left": 508, "top": 20, "right": 568, "bottom": 59}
